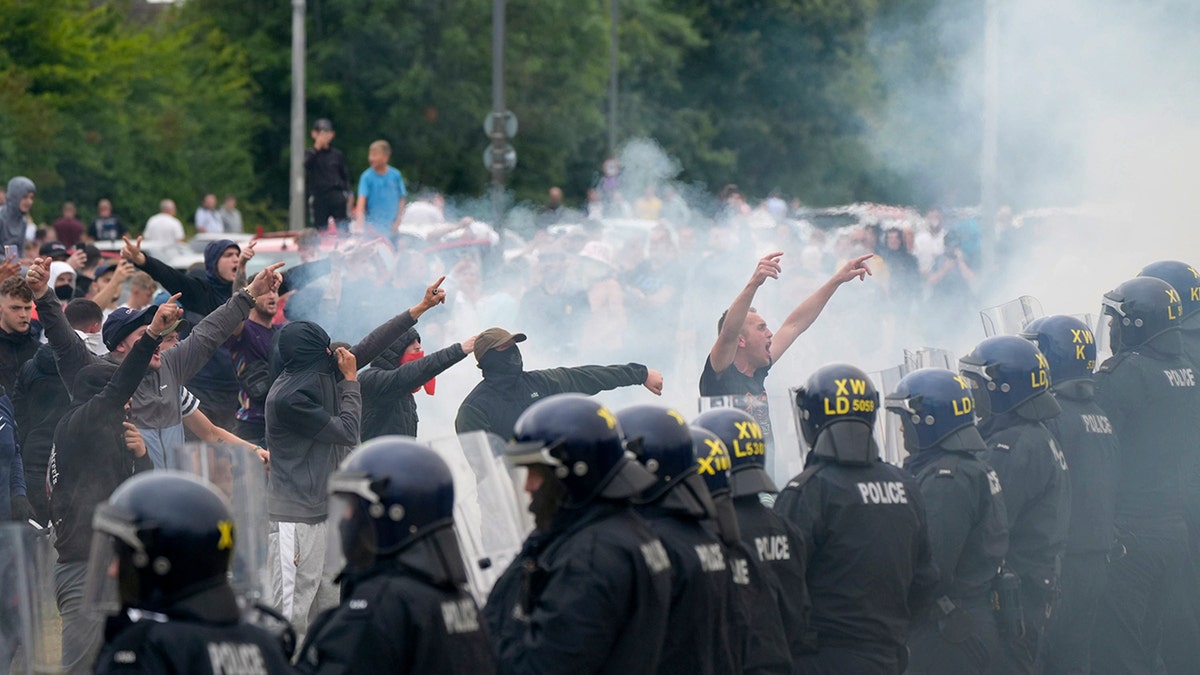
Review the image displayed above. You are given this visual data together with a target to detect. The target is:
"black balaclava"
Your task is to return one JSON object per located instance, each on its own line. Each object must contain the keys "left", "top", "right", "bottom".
{"left": 479, "top": 344, "right": 523, "bottom": 377}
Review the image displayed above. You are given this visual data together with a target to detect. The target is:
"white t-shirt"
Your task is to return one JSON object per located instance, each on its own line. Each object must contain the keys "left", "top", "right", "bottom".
{"left": 143, "top": 213, "right": 185, "bottom": 244}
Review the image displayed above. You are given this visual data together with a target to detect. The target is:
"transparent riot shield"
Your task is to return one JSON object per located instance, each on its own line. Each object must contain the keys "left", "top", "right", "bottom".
{"left": 903, "top": 347, "right": 958, "bottom": 372}
{"left": 980, "top": 296, "right": 1044, "bottom": 337}
{"left": 0, "top": 523, "right": 62, "bottom": 674}
{"left": 697, "top": 394, "right": 801, "bottom": 492}
{"left": 868, "top": 365, "right": 910, "bottom": 467}
{"left": 166, "top": 443, "right": 269, "bottom": 608}
{"left": 427, "top": 432, "right": 531, "bottom": 604}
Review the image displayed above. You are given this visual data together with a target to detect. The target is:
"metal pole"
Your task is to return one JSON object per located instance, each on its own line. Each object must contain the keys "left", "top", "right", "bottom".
{"left": 607, "top": 0, "right": 619, "bottom": 154}
{"left": 980, "top": 0, "right": 1000, "bottom": 274}
{"left": 289, "top": 0, "right": 306, "bottom": 231}
{"left": 490, "top": 0, "right": 507, "bottom": 230}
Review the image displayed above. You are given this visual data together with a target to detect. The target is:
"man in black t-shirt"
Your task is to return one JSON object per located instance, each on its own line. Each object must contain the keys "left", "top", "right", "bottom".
{"left": 304, "top": 118, "right": 351, "bottom": 231}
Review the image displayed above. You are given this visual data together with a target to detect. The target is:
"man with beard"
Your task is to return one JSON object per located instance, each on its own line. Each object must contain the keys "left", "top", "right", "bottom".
{"left": 454, "top": 327, "right": 663, "bottom": 436}
{"left": 265, "top": 276, "right": 446, "bottom": 647}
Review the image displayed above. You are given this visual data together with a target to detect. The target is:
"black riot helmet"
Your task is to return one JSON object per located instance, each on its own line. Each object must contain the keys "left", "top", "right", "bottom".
{"left": 959, "top": 335, "right": 1059, "bottom": 421}
{"left": 793, "top": 363, "right": 880, "bottom": 466}
{"left": 885, "top": 368, "right": 986, "bottom": 454}
{"left": 329, "top": 437, "right": 466, "bottom": 583}
{"left": 1101, "top": 276, "right": 1183, "bottom": 353}
{"left": 693, "top": 407, "right": 777, "bottom": 496}
{"left": 506, "top": 394, "right": 656, "bottom": 508}
{"left": 1139, "top": 260, "right": 1200, "bottom": 321}
{"left": 90, "top": 471, "right": 235, "bottom": 611}
{"left": 618, "top": 405, "right": 715, "bottom": 518}
{"left": 1021, "top": 315, "right": 1097, "bottom": 384}
{"left": 689, "top": 426, "right": 742, "bottom": 546}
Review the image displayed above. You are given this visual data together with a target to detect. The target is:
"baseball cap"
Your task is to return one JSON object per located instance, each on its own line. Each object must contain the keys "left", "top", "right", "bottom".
{"left": 474, "top": 327, "right": 527, "bottom": 362}
{"left": 312, "top": 118, "right": 334, "bottom": 132}
{"left": 102, "top": 306, "right": 187, "bottom": 351}
{"left": 95, "top": 263, "right": 116, "bottom": 279}
{"left": 39, "top": 241, "right": 69, "bottom": 260}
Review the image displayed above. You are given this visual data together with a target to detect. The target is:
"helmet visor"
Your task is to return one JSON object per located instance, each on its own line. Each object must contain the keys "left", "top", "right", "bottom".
{"left": 83, "top": 529, "right": 123, "bottom": 619}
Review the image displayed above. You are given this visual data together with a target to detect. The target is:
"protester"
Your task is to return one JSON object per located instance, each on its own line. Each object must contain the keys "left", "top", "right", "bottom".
{"left": 142, "top": 199, "right": 185, "bottom": 244}
{"left": 220, "top": 194, "right": 244, "bottom": 233}
{"left": 52, "top": 202, "right": 84, "bottom": 248}
{"left": 88, "top": 198, "right": 125, "bottom": 242}
{"left": 195, "top": 192, "right": 223, "bottom": 234}
{"left": 0, "top": 277, "right": 40, "bottom": 395}
{"left": 0, "top": 177, "right": 34, "bottom": 253}
{"left": 359, "top": 328, "right": 476, "bottom": 440}
{"left": 305, "top": 118, "right": 352, "bottom": 231}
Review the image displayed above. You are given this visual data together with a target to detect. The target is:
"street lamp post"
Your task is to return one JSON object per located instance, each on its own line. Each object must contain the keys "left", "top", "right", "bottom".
{"left": 608, "top": 0, "right": 619, "bottom": 155}
{"left": 980, "top": 0, "right": 1000, "bottom": 273}
{"left": 289, "top": 0, "right": 306, "bottom": 231}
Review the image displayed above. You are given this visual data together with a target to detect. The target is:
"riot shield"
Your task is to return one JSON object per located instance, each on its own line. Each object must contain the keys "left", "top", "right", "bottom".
{"left": 980, "top": 296, "right": 1044, "bottom": 337}
{"left": 0, "top": 523, "right": 62, "bottom": 674}
{"left": 868, "top": 365, "right": 909, "bottom": 467}
{"left": 697, "top": 394, "right": 801, "bottom": 492}
{"left": 903, "top": 347, "right": 958, "bottom": 372}
{"left": 427, "top": 432, "right": 531, "bottom": 604}
{"left": 166, "top": 443, "right": 270, "bottom": 607}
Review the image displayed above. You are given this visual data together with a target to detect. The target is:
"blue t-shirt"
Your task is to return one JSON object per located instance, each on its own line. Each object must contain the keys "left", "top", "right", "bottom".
{"left": 357, "top": 166, "right": 407, "bottom": 233}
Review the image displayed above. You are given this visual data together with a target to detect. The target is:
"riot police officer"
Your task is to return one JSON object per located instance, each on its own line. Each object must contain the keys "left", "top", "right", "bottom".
{"left": 959, "top": 335, "right": 1069, "bottom": 673}
{"left": 295, "top": 437, "right": 495, "bottom": 674}
{"left": 618, "top": 405, "right": 736, "bottom": 675}
{"left": 88, "top": 471, "right": 294, "bottom": 674}
{"left": 774, "top": 363, "right": 937, "bottom": 674}
{"left": 1088, "top": 277, "right": 1199, "bottom": 674}
{"left": 689, "top": 425, "right": 792, "bottom": 674}
{"left": 482, "top": 394, "right": 672, "bottom": 675}
{"left": 694, "top": 407, "right": 813, "bottom": 662}
{"left": 886, "top": 367, "right": 1009, "bottom": 674}
{"left": 1020, "top": 315, "right": 1120, "bottom": 674}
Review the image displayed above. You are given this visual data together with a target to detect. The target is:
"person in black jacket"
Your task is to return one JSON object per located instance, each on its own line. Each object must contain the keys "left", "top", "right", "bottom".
{"left": 619, "top": 405, "right": 737, "bottom": 675}
{"left": 89, "top": 471, "right": 294, "bottom": 675}
{"left": 482, "top": 394, "right": 673, "bottom": 674}
{"left": 0, "top": 276, "right": 40, "bottom": 396}
{"left": 48, "top": 296, "right": 179, "bottom": 675}
{"left": 296, "top": 437, "right": 495, "bottom": 674}
{"left": 306, "top": 118, "right": 351, "bottom": 230}
{"left": 455, "top": 327, "right": 663, "bottom": 436}
{"left": 694, "top": 407, "right": 813, "bottom": 664}
{"left": 774, "top": 363, "right": 938, "bottom": 675}
{"left": 359, "top": 328, "right": 476, "bottom": 440}
{"left": 1088, "top": 277, "right": 1200, "bottom": 674}
{"left": 1020, "top": 315, "right": 1120, "bottom": 674}
{"left": 13, "top": 344, "right": 69, "bottom": 526}
{"left": 888, "top": 368, "right": 1009, "bottom": 675}
{"left": 960, "top": 335, "right": 1069, "bottom": 674}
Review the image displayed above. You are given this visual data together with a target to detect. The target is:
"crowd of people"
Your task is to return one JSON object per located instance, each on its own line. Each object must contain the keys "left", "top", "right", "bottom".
{"left": 0, "top": 122, "right": 1195, "bottom": 674}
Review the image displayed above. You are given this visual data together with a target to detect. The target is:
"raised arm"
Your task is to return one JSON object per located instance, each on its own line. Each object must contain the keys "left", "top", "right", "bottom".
{"left": 90, "top": 260, "right": 134, "bottom": 310}
{"left": 363, "top": 342, "right": 469, "bottom": 395}
{"left": 350, "top": 276, "right": 446, "bottom": 366}
{"left": 122, "top": 235, "right": 213, "bottom": 313}
{"left": 27, "top": 258, "right": 94, "bottom": 394}
{"left": 92, "top": 298, "right": 182, "bottom": 414}
{"left": 710, "top": 252, "right": 782, "bottom": 374}
{"left": 541, "top": 362, "right": 660, "bottom": 397}
{"left": 769, "top": 253, "right": 872, "bottom": 363}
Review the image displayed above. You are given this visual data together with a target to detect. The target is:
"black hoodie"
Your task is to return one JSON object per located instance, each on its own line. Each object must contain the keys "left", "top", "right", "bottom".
{"left": 359, "top": 329, "right": 467, "bottom": 439}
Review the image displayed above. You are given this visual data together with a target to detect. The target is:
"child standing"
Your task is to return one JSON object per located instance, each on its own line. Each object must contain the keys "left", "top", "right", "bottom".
{"left": 355, "top": 140, "right": 407, "bottom": 238}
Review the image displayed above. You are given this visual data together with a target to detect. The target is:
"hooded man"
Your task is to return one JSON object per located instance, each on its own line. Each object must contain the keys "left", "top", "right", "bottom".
{"left": 265, "top": 276, "right": 446, "bottom": 646}
{"left": 49, "top": 261, "right": 77, "bottom": 303}
{"left": 359, "top": 328, "right": 476, "bottom": 440}
{"left": 0, "top": 177, "right": 34, "bottom": 252}
{"left": 122, "top": 236, "right": 331, "bottom": 430}
{"left": 454, "top": 327, "right": 664, "bottom": 437}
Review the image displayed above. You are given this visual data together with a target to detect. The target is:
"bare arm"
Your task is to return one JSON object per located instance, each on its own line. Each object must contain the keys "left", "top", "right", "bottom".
{"left": 181, "top": 408, "right": 265, "bottom": 460}
{"left": 769, "top": 253, "right": 873, "bottom": 362}
{"left": 91, "top": 261, "right": 133, "bottom": 310}
{"left": 710, "top": 252, "right": 782, "bottom": 374}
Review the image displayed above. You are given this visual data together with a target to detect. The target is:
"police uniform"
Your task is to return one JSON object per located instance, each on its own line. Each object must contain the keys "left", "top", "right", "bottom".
{"left": 719, "top": 530, "right": 793, "bottom": 674}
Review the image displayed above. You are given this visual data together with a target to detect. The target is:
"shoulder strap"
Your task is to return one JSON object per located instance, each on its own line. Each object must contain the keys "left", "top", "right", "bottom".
{"left": 786, "top": 462, "right": 825, "bottom": 491}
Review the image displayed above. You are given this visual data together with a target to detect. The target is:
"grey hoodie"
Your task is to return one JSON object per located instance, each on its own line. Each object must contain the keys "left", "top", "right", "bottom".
{"left": 0, "top": 177, "right": 34, "bottom": 250}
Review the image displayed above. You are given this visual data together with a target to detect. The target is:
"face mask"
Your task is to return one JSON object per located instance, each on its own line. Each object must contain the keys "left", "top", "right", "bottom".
{"left": 55, "top": 285, "right": 74, "bottom": 301}
{"left": 480, "top": 345, "right": 523, "bottom": 375}
{"left": 77, "top": 330, "right": 108, "bottom": 356}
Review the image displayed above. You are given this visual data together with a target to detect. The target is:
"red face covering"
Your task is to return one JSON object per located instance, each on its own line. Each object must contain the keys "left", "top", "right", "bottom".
{"left": 401, "top": 349, "right": 436, "bottom": 395}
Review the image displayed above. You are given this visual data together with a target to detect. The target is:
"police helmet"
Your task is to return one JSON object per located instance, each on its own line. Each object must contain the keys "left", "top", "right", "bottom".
{"left": 91, "top": 471, "right": 235, "bottom": 610}
{"left": 1020, "top": 315, "right": 1096, "bottom": 384}
{"left": 693, "top": 408, "right": 777, "bottom": 496}
{"left": 793, "top": 363, "right": 880, "bottom": 465}
{"left": 959, "top": 335, "right": 1058, "bottom": 420}
{"left": 329, "top": 437, "right": 456, "bottom": 570}
{"left": 506, "top": 394, "right": 656, "bottom": 507}
{"left": 689, "top": 426, "right": 742, "bottom": 545}
{"left": 885, "top": 368, "right": 986, "bottom": 453}
{"left": 1101, "top": 277, "right": 1182, "bottom": 353}
{"left": 618, "top": 405, "right": 714, "bottom": 517}
{"left": 1139, "top": 261, "right": 1200, "bottom": 321}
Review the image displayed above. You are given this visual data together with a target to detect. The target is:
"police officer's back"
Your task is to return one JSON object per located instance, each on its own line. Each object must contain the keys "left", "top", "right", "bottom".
{"left": 482, "top": 394, "right": 672, "bottom": 675}
{"left": 774, "top": 363, "right": 938, "bottom": 674}
{"left": 694, "top": 407, "right": 813, "bottom": 662}
{"left": 88, "top": 472, "right": 294, "bottom": 674}
{"left": 960, "top": 335, "right": 1069, "bottom": 672}
{"left": 887, "top": 368, "right": 1009, "bottom": 675}
{"left": 620, "top": 405, "right": 737, "bottom": 675}
{"left": 1021, "top": 315, "right": 1120, "bottom": 674}
{"left": 295, "top": 437, "right": 495, "bottom": 674}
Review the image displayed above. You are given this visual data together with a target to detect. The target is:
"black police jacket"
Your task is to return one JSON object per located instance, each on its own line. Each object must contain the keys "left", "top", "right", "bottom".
{"left": 904, "top": 448, "right": 1009, "bottom": 603}
{"left": 94, "top": 583, "right": 294, "bottom": 674}
{"left": 773, "top": 456, "right": 938, "bottom": 657}
{"left": 639, "top": 505, "right": 738, "bottom": 675}
{"left": 979, "top": 412, "right": 1069, "bottom": 584}
{"left": 1095, "top": 332, "right": 1200, "bottom": 519}
{"left": 296, "top": 559, "right": 495, "bottom": 674}
{"left": 733, "top": 494, "right": 815, "bottom": 660}
{"left": 483, "top": 501, "right": 672, "bottom": 675}
{"left": 720, "top": 534, "right": 793, "bottom": 674}
{"left": 1044, "top": 384, "right": 1120, "bottom": 554}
